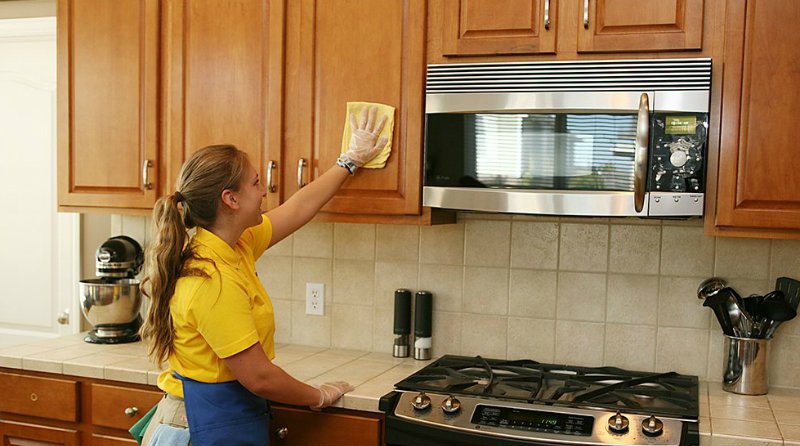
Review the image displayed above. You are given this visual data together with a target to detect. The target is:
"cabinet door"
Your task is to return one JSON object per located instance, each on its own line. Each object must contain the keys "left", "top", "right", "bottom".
{"left": 163, "top": 0, "right": 285, "bottom": 211}
{"left": 285, "top": 0, "right": 424, "bottom": 215}
{"left": 269, "top": 406, "right": 381, "bottom": 446}
{"left": 0, "top": 420, "right": 79, "bottom": 446}
{"left": 714, "top": 0, "right": 800, "bottom": 230}
{"left": 57, "top": 0, "right": 160, "bottom": 209}
{"left": 578, "top": 0, "right": 704, "bottom": 52}
{"left": 441, "top": 0, "right": 556, "bottom": 56}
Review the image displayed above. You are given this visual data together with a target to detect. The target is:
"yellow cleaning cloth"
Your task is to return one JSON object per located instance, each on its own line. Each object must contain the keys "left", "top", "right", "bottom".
{"left": 340, "top": 101, "right": 395, "bottom": 169}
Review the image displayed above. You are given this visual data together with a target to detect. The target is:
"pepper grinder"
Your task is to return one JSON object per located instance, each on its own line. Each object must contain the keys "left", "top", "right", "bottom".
{"left": 414, "top": 291, "right": 432, "bottom": 360}
{"left": 393, "top": 289, "right": 411, "bottom": 357}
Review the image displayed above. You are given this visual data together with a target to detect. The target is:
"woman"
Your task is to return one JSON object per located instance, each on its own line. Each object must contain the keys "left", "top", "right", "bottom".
{"left": 139, "top": 107, "right": 389, "bottom": 446}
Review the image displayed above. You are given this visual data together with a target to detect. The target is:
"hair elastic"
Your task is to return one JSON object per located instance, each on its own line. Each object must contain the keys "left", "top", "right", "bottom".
{"left": 174, "top": 191, "right": 184, "bottom": 203}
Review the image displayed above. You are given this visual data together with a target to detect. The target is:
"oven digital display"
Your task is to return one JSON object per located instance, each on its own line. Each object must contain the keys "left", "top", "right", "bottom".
{"left": 665, "top": 115, "right": 697, "bottom": 134}
{"left": 471, "top": 405, "right": 594, "bottom": 436}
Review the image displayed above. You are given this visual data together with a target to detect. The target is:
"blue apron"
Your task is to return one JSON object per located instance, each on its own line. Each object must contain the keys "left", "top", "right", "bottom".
{"left": 174, "top": 372, "right": 271, "bottom": 446}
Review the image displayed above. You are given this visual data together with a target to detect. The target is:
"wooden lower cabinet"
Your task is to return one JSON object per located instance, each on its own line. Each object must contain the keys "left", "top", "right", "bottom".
{"left": 270, "top": 405, "right": 383, "bottom": 446}
{"left": 0, "top": 420, "right": 80, "bottom": 446}
{"left": 1, "top": 368, "right": 386, "bottom": 445}
{"left": 0, "top": 369, "right": 161, "bottom": 446}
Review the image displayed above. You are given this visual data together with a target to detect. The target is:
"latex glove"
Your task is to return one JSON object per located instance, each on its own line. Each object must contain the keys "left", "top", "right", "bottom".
{"left": 310, "top": 381, "right": 355, "bottom": 411}
{"left": 345, "top": 106, "right": 389, "bottom": 167}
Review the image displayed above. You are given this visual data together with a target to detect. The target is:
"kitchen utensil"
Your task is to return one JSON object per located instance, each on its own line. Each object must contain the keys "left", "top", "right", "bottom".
{"left": 393, "top": 289, "right": 412, "bottom": 358}
{"left": 79, "top": 235, "right": 144, "bottom": 344}
{"left": 718, "top": 287, "right": 753, "bottom": 337}
{"left": 776, "top": 277, "right": 800, "bottom": 312}
{"left": 697, "top": 277, "right": 727, "bottom": 300}
{"left": 702, "top": 291, "right": 736, "bottom": 336}
{"left": 761, "top": 290, "right": 797, "bottom": 338}
{"left": 413, "top": 291, "right": 432, "bottom": 360}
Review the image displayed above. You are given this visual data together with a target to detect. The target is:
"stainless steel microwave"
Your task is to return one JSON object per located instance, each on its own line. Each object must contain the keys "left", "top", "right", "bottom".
{"left": 423, "top": 58, "right": 711, "bottom": 217}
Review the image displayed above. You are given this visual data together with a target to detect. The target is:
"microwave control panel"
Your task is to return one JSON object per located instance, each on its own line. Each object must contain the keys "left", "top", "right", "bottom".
{"left": 648, "top": 112, "right": 709, "bottom": 193}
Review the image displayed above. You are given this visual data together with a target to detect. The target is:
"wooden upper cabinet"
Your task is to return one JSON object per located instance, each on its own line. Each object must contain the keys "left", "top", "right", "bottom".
{"left": 442, "top": 0, "right": 556, "bottom": 56}
{"left": 285, "top": 0, "right": 425, "bottom": 215}
{"left": 162, "top": 0, "right": 284, "bottom": 211}
{"left": 578, "top": 0, "right": 704, "bottom": 53}
{"left": 57, "top": 0, "right": 160, "bottom": 209}
{"left": 714, "top": 0, "right": 800, "bottom": 232}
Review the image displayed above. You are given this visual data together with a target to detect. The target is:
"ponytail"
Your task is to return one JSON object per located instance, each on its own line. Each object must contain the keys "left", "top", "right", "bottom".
{"left": 140, "top": 144, "right": 250, "bottom": 365}
{"left": 141, "top": 193, "right": 190, "bottom": 365}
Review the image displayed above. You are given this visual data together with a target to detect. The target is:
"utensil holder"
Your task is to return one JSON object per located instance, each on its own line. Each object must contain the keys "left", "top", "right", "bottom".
{"left": 723, "top": 336, "right": 770, "bottom": 395}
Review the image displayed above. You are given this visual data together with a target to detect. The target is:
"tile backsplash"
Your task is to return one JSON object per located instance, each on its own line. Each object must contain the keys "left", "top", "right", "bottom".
{"left": 113, "top": 214, "right": 800, "bottom": 387}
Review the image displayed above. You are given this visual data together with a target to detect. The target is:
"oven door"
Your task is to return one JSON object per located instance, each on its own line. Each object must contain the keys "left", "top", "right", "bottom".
{"left": 424, "top": 91, "right": 657, "bottom": 217}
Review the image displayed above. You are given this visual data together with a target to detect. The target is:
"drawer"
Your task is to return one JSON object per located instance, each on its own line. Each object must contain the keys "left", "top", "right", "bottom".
{"left": 270, "top": 406, "right": 382, "bottom": 446}
{"left": 0, "top": 371, "right": 80, "bottom": 422}
{"left": 91, "top": 383, "right": 163, "bottom": 431}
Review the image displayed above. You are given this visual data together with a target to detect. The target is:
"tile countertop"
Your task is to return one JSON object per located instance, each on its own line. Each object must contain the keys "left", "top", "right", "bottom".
{"left": 2, "top": 334, "right": 800, "bottom": 445}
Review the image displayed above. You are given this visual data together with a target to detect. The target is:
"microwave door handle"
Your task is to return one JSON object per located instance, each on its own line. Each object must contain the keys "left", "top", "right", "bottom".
{"left": 634, "top": 93, "right": 650, "bottom": 213}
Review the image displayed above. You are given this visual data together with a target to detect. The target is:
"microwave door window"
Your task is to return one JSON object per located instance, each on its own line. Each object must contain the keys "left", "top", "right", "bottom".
{"left": 425, "top": 113, "right": 638, "bottom": 192}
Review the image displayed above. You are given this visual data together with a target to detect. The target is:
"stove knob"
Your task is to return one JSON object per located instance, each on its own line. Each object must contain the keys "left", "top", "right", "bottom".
{"left": 641, "top": 415, "right": 664, "bottom": 436}
{"left": 441, "top": 396, "right": 461, "bottom": 414}
{"left": 411, "top": 392, "right": 431, "bottom": 410}
{"left": 607, "top": 411, "right": 629, "bottom": 434}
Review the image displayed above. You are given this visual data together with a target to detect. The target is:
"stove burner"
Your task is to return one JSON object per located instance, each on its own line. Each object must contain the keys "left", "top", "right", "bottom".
{"left": 394, "top": 355, "right": 699, "bottom": 419}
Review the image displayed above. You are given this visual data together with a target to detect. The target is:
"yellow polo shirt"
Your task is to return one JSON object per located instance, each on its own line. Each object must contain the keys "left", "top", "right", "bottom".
{"left": 157, "top": 216, "right": 275, "bottom": 397}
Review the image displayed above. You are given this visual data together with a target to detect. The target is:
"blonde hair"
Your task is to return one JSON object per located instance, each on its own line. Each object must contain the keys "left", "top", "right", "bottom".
{"left": 141, "top": 145, "right": 250, "bottom": 365}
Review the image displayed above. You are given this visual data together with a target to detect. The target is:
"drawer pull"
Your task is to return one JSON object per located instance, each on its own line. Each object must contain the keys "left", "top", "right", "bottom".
{"left": 276, "top": 427, "right": 288, "bottom": 439}
{"left": 125, "top": 406, "right": 139, "bottom": 417}
{"left": 29, "top": 393, "right": 38, "bottom": 402}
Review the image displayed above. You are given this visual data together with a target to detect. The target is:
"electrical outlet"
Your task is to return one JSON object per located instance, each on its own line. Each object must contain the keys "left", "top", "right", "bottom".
{"left": 305, "top": 282, "right": 325, "bottom": 316}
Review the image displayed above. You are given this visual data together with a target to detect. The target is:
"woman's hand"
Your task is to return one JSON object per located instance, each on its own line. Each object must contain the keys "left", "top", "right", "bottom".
{"left": 345, "top": 106, "right": 389, "bottom": 167}
{"left": 310, "top": 381, "right": 355, "bottom": 410}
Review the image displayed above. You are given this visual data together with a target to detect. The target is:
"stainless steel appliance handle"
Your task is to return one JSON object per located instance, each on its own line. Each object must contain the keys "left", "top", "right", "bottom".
{"left": 142, "top": 159, "right": 153, "bottom": 190}
{"left": 634, "top": 93, "right": 650, "bottom": 213}
{"left": 296, "top": 158, "right": 307, "bottom": 189}
{"left": 266, "top": 160, "right": 277, "bottom": 193}
{"left": 584, "top": 0, "right": 589, "bottom": 29}
{"left": 544, "top": 0, "right": 551, "bottom": 30}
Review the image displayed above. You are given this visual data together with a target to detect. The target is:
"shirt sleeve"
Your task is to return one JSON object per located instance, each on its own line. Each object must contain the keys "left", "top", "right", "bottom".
{"left": 188, "top": 272, "right": 260, "bottom": 359}
{"left": 240, "top": 215, "right": 273, "bottom": 260}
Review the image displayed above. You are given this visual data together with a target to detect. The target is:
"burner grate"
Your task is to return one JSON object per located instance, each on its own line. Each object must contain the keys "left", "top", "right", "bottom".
{"left": 394, "top": 355, "right": 699, "bottom": 418}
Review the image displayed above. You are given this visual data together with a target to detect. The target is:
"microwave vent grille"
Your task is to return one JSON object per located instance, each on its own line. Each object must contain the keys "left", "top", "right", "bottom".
{"left": 426, "top": 58, "right": 711, "bottom": 93}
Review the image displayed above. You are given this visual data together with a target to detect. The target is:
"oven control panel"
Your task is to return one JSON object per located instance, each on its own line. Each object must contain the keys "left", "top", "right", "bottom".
{"left": 392, "top": 391, "right": 688, "bottom": 445}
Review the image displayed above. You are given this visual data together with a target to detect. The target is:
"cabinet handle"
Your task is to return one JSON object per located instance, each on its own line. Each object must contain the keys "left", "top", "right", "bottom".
{"left": 297, "top": 158, "right": 307, "bottom": 189}
{"left": 266, "top": 160, "right": 277, "bottom": 193}
{"left": 30, "top": 393, "right": 38, "bottom": 402}
{"left": 633, "top": 93, "right": 650, "bottom": 213}
{"left": 124, "top": 407, "right": 139, "bottom": 417}
{"left": 583, "top": 0, "right": 589, "bottom": 29}
{"left": 57, "top": 310, "right": 70, "bottom": 325}
{"left": 544, "top": 0, "right": 551, "bottom": 30}
{"left": 276, "top": 427, "right": 289, "bottom": 439}
{"left": 142, "top": 159, "right": 153, "bottom": 190}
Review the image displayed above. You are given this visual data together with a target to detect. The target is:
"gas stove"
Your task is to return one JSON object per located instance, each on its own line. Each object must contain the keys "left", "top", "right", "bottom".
{"left": 379, "top": 355, "right": 700, "bottom": 446}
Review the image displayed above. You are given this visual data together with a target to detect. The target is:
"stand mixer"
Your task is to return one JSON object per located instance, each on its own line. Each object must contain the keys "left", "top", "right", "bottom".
{"left": 79, "top": 236, "right": 144, "bottom": 344}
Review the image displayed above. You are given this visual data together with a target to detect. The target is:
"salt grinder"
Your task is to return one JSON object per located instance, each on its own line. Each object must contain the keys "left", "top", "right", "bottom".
{"left": 414, "top": 291, "right": 433, "bottom": 360}
{"left": 393, "top": 289, "right": 412, "bottom": 357}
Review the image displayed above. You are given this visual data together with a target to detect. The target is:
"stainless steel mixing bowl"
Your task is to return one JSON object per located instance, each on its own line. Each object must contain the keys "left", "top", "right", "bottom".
{"left": 79, "top": 278, "right": 142, "bottom": 326}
